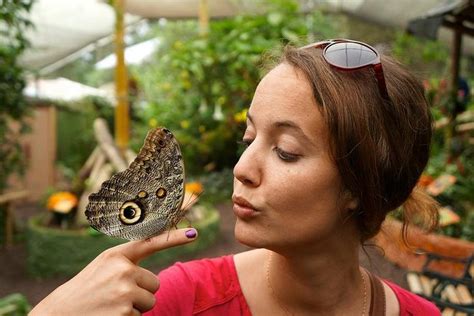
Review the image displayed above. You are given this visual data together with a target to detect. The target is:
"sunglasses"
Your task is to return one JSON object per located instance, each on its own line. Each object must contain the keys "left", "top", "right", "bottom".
{"left": 301, "top": 39, "right": 390, "bottom": 102}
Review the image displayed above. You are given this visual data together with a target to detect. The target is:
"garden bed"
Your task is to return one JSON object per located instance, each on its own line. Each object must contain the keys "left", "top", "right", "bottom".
{"left": 26, "top": 206, "right": 219, "bottom": 278}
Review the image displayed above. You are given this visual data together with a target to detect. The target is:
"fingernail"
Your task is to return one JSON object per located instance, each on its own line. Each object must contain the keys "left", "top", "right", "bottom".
{"left": 185, "top": 228, "right": 197, "bottom": 239}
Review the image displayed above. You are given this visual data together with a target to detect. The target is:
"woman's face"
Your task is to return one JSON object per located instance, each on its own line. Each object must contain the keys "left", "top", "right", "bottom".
{"left": 232, "top": 63, "right": 357, "bottom": 251}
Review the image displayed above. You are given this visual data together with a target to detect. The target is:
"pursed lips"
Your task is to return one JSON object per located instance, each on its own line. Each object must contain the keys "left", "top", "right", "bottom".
{"left": 232, "top": 195, "right": 262, "bottom": 213}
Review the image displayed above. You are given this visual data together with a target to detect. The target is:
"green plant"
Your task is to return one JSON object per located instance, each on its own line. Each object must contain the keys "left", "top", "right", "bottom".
{"left": 391, "top": 32, "right": 449, "bottom": 77}
{"left": 435, "top": 148, "right": 474, "bottom": 242}
{"left": 421, "top": 135, "right": 474, "bottom": 242}
{"left": 26, "top": 205, "right": 219, "bottom": 277}
{"left": 133, "top": 0, "right": 337, "bottom": 175}
{"left": 0, "top": 204, "right": 5, "bottom": 245}
{"left": 0, "top": 0, "right": 35, "bottom": 192}
{"left": 0, "top": 293, "right": 31, "bottom": 315}
{"left": 56, "top": 96, "right": 114, "bottom": 174}
{"left": 196, "top": 168, "right": 234, "bottom": 204}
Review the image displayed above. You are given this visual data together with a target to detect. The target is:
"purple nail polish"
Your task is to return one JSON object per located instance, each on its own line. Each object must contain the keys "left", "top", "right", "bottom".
{"left": 185, "top": 228, "right": 197, "bottom": 239}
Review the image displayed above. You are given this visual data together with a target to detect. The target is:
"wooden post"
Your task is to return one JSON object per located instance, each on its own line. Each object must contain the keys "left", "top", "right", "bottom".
{"left": 451, "top": 28, "right": 462, "bottom": 104}
{"left": 446, "top": 27, "right": 463, "bottom": 157}
{"left": 114, "top": 0, "right": 129, "bottom": 152}
{"left": 199, "top": 0, "right": 209, "bottom": 36}
{"left": 0, "top": 190, "right": 29, "bottom": 247}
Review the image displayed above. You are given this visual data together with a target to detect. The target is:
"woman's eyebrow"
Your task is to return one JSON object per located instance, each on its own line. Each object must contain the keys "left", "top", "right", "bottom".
{"left": 273, "top": 120, "right": 315, "bottom": 147}
{"left": 246, "top": 113, "right": 316, "bottom": 147}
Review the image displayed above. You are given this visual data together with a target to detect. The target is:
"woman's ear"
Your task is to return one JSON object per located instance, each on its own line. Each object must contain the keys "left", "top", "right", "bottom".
{"left": 343, "top": 190, "right": 359, "bottom": 211}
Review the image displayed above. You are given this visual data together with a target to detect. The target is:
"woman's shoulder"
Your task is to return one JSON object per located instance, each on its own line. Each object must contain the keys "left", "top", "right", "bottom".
{"left": 148, "top": 254, "right": 248, "bottom": 315}
{"left": 174, "top": 254, "right": 236, "bottom": 276}
{"left": 169, "top": 255, "right": 240, "bottom": 296}
{"left": 384, "top": 279, "right": 441, "bottom": 316}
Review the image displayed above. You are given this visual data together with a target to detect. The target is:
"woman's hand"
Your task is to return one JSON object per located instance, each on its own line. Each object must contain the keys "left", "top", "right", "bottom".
{"left": 29, "top": 228, "right": 198, "bottom": 316}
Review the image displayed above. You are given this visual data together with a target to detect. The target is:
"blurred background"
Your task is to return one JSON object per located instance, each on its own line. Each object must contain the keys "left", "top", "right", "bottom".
{"left": 0, "top": 0, "right": 473, "bottom": 315}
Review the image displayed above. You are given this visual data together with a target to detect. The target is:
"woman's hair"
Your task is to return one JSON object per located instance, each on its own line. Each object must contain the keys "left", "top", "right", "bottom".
{"left": 280, "top": 44, "right": 439, "bottom": 243}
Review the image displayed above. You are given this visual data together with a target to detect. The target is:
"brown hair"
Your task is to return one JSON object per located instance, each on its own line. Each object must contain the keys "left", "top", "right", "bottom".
{"left": 280, "top": 44, "right": 438, "bottom": 243}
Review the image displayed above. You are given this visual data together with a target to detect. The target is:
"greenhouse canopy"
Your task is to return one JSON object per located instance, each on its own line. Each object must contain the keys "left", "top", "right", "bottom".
{"left": 15, "top": 0, "right": 474, "bottom": 74}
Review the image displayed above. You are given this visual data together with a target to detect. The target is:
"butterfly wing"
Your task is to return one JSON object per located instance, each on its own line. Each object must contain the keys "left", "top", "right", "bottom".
{"left": 85, "top": 128, "right": 185, "bottom": 240}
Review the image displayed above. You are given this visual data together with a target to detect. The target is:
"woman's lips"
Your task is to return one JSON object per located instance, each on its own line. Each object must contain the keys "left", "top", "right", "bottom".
{"left": 232, "top": 196, "right": 260, "bottom": 219}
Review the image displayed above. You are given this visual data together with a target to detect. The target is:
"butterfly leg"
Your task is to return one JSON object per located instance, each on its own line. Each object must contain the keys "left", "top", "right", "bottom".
{"left": 183, "top": 214, "right": 193, "bottom": 228}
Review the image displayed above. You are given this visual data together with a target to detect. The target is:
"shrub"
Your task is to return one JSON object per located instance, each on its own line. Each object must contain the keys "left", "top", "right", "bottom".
{"left": 0, "top": 0, "right": 34, "bottom": 192}
{"left": 133, "top": 0, "right": 336, "bottom": 175}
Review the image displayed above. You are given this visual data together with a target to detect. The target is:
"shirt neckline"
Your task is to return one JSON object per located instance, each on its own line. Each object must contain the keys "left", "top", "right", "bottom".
{"left": 227, "top": 254, "right": 406, "bottom": 316}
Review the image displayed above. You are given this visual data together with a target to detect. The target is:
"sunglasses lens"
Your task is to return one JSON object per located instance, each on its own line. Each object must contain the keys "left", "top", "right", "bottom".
{"left": 324, "top": 42, "right": 378, "bottom": 68}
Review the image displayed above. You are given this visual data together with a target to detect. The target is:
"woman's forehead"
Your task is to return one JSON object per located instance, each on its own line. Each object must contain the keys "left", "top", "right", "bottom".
{"left": 249, "top": 63, "right": 321, "bottom": 126}
{"left": 261, "top": 63, "right": 310, "bottom": 90}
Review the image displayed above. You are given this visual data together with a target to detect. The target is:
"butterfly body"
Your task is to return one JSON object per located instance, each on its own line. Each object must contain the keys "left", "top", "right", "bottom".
{"left": 85, "top": 128, "right": 185, "bottom": 240}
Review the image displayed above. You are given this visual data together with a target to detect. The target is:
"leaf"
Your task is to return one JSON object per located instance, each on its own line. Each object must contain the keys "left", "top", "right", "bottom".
{"left": 267, "top": 12, "right": 283, "bottom": 26}
{"left": 0, "top": 0, "right": 34, "bottom": 192}
{"left": 282, "top": 28, "right": 300, "bottom": 43}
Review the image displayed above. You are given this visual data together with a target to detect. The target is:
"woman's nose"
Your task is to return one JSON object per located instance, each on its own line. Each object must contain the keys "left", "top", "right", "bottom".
{"left": 233, "top": 142, "right": 261, "bottom": 187}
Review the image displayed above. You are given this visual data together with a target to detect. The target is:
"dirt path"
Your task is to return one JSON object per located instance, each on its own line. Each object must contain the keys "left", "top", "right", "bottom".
{"left": 0, "top": 202, "right": 408, "bottom": 306}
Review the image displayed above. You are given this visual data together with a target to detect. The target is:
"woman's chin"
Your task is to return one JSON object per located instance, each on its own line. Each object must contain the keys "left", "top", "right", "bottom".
{"left": 234, "top": 219, "right": 267, "bottom": 248}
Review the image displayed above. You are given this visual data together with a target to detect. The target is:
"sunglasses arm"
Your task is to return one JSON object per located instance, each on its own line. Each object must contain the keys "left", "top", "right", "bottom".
{"left": 373, "top": 63, "right": 390, "bottom": 101}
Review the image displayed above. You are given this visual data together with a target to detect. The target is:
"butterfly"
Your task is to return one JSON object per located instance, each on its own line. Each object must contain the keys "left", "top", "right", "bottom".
{"left": 85, "top": 128, "right": 185, "bottom": 240}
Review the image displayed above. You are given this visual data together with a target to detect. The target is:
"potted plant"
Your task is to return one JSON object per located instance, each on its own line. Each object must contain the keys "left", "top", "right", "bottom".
{"left": 27, "top": 181, "right": 220, "bottom": 278}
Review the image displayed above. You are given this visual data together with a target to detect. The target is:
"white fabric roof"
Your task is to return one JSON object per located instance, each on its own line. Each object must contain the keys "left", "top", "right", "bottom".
{"left": 123, "top": 0, "right": 258, "bottom": 18}
{"left": 16, "top": 0, "right": 473, "bottom": 73}
{"left": 333, "top": 0, "right": 474, "bottom": 54}
{"left": 25, "top": 77, "right": 114, "bottom": 102}
{"left": 95, "top": 38, "right": 160, "bottom": 69}
{"left": 18, "top": 0, "right": 248, "bottom": 72}
{"left": 19, "top": 0, "right": 140, "bottom": 72}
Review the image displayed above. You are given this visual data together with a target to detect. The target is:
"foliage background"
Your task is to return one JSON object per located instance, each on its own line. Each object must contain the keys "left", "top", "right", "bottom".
{"left": 31, "top": 0, "right": 472, "bottom": 240}
{"left": 130, "top": 0, "right": 338, "bottom": 175}
{"left": 0, "top": 0, "right": 34, "bottom": 192}
{"left": 55, "top": 96, "right": 114, "bottom": 175}
{"left": 26, "top": 205, "right": 219, "bottom": 277}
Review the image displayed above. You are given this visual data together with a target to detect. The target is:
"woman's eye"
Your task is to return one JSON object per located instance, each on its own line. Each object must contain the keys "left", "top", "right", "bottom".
{"left": 274, "top": 147, "right": 300, "bottom": 162}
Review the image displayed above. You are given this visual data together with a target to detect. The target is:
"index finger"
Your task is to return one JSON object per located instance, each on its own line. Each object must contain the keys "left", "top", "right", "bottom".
{"left": 114, "top": 227, "right": 198, "bottom": 264}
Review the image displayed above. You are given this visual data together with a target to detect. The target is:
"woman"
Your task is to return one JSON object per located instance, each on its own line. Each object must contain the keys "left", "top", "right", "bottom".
{"left": 31, "top": 40, "right": 440, "bottom": 315}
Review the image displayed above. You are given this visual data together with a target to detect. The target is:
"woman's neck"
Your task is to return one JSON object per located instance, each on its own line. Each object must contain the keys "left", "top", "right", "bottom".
{"left": 264, "top": 235, "right": 368, "bottom": 315}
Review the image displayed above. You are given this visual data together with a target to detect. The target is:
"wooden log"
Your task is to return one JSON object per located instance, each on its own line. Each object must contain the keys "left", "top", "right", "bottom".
{"left": 435, "top": 117, "right": 449, "bottom": 130}
{"left": 456, "top": 122, "right": 474, "bottom": 133}
{"left": 93, "top": 118, "right": 127, "bottom": 172}
{"left": 94, "top": 118, "right": 115, "bottom": 145}
{"left": 420, "top": 275, "right": 434, "bottom": 296}
{"left": 89, "top": 152, "right": 106, "bottom": 182}
{"left": 457, "top": 109, "right": 474, "bottom": 122}
{"left": 445, "top": 285, "right": 461, "bottom": 304}
{"left": 441, "top": 308, "right": 455, "bottom": 316}
{"left": 0, "top": 191, "right": 29, "bottom": 204}
{"left": 125, "top": 148, "right": 136, "bottom": 166}
{"left": 406, "top": 272, "right": 424, "bottom": 294}
{"left": 0, "top": 190, "right": 29, "bottom": 247}
{"left": 77, "top": 146, "right": 100, "bottom": 181}
{"left": 101, "top": 143, "right": 127, "bottom": 172}
{"left": 456, "top": 285, "right": 473, "bottom": 304}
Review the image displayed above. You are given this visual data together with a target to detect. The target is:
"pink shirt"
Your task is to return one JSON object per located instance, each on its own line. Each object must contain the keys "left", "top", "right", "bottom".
{"left": 145, "top": 255, "right": 441, "bottom": 316}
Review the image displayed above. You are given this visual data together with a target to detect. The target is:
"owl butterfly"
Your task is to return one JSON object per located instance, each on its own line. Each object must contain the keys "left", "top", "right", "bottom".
{"left": 85, "top": 128, "right": 185, "bottom": 240}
